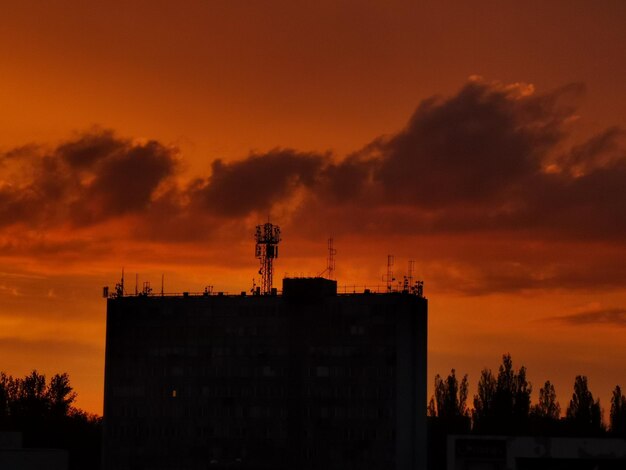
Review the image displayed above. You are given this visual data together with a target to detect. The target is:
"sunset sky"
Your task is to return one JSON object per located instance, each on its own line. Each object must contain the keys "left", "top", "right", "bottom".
{"left": 1, "top": 1, "right": 626, "bottom": 415}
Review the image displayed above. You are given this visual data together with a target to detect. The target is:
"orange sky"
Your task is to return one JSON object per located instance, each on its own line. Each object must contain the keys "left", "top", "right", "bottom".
{"left": 1, "top": 1, "right": 626, "bottom": 416}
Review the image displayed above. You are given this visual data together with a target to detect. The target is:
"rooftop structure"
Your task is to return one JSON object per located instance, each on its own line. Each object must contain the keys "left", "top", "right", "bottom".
{"left": 254, "top": 222, "right": 281, "bottom": 295}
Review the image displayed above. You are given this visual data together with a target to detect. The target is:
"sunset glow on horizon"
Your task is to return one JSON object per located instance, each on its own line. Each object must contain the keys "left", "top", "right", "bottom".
{"left": 1, "top": 1, "right": 626, "bottom": 417}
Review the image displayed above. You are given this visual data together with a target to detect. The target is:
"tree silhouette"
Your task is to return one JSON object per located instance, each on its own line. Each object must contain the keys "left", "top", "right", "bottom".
{"left": 472, "top": 368, "right": 497, "bottom": 432}
{"left": 15, "top": 370, "right": 48, "bottom": 418}
{"left": 529, "top": 380, "right": 562, "bottom": 435}
{"left": 0, "top": 372, "right": 10, "bottom": 421}
{"left": 0, "top": 370, "right": 101, "bottom": 470}
{"left": 1, "top": 370, "right": 79, "bottom": 420}
{"left": 472, "top": 354, "right": 532, "bottom": 434}
{"left": 427, "top": 369, "right": 470, "bottom": 470}
{"left": 566, "top": 375, "right": 604, "bottom": 436}
{"left": 531, "top": 380, "right": 561, "bottom": 420}
{"left": 610, "top": 385, "right": 626, "bottom": 437}
{"left": 428, "top": 369, "right": 469, "bottom": 419}
{"left": 47, "top": 373, "right": 77, "bottom": 418}
{"left": 424, "top": 357, "right": 626, "bottom": 469}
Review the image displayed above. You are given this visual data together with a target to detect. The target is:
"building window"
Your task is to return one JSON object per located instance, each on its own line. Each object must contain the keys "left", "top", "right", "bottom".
{"left": 316, "top": 366, "right": 329, "bottom": 377}
{"left": 350, "top": 325, "right": 365, "bottom": 335}
{"left": 262, "top": 365, "right": 276, "bottom": 377}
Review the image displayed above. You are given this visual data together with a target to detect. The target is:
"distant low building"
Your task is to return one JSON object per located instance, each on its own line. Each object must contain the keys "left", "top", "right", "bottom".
{"left": 447, "top": 434, "right": 626, "bottom": 470}
{"left": 0, "top": 432, "right": 68, "bottom": 470}
{"left": 102, "top": 277, "right": 428, "bottom": 470}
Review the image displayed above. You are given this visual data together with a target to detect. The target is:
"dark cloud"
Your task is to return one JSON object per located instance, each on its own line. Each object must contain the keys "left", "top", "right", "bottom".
{"left": 302, "top": 80, "right": 584, "bottom": 212}
{"left": 259, "top": 78, "right": 589, "bottom": 224}
{"left": 74, "top": 140, "right": 177, "bottom": 223}
{"left": 0, "top": 144, "right": 39, "bottom": 162}
{"left": 5, "top": 78, "right": 625, "bottom": 243}
{"left": 373, "top": 80, "right": 561, "bottom": 206}
{"left": 430, "top": 255, "right": 626, "bottom": 296}
{"left": 0, "top": 230, "right": 109, "bottom": 260}
{"left": 557, "top": 126, "right": 625, "bottom": 175}
{"left": 552, "top": 308, "right": 626, "bottom": 327}
{"left": 319, "top": 153, "right": 379, "bottom": 204}
{"left": 0, "top": 186, "right": 39, "bottom": 227}
{"left": 188, "top": 149, "right": 326, "bottom": 217}
{"left": 55, "top": 129, "right": 125, "bottom": 169}
{"left": 285, "top": 78, "right": 626, "bottom": 243}
{"left": 3, "top": 78, "right": 626, "bottom": 297}
{"left": 0, "top": 129, "right": 178, "bottom": 227}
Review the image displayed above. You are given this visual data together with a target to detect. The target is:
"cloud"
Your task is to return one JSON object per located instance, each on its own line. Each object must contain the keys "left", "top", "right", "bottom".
{"left": 3, "top": 78, "right": 626, "bottom": 295}
{"left": 55, "top": 129, "right": 126, "bottom": 170}
{"left": 286, "top": 78, "right": 626, "bottom": 243}
{"left": 4, "top": 78, "right": 625, "bottom": 244}
{"left": 370, "top": 79, "right": 575, "bottom": 206}
{"left": 429, "top": 254, "right": 626, "bottom": 296}
{"left": 0, "top": 129, "right": 178, "bottom": 228}
{"left": 557, "top": 126, "right": 626, "bottom": 175}
{"left": 73, "top": 139, "right": 178, "bottom": 223}
{"left": 553, "top": 308, "right": 626, "bottom": 327}
{"left": 188, "top": 149, "right": 326, "bottom": 217}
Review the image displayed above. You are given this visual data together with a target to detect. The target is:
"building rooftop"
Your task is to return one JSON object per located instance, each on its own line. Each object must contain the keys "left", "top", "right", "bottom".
{"left": 104, "top": 276, "right": 425, "bottom": 300}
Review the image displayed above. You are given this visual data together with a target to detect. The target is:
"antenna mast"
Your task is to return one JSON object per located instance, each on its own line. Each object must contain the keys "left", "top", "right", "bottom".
{"left": 255, "top": 222, "right": 281, "bottom": 295}
{"left": 114, "top": 268, "right": 125, "bottom": 298}
{"left": 383, "top": 255, "right": 395, "bottom": 293}
{"left": 326, "top": 238, "right": 337, "bottom": 279}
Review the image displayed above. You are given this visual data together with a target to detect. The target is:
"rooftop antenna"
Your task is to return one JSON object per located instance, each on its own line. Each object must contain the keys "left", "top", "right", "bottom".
{"left": 142, "top": 281, "right": 152, "bottom": 296}
{"left": 113, "top": 268, "right": 125, "bottom": 298}
{"left": 326, "top": 238, "right": 337, "bottom": 280}
{"left": 383, "top": 255, "right": 395, "bottom": 293}
{"left": 135, "top": 273, "right": 138, "bottom": 296}
{"left": 254, "top": 221, "right": 281, "bottom": 295}
{"left": 317, "top": 237, "right": 337, "bottom": 279}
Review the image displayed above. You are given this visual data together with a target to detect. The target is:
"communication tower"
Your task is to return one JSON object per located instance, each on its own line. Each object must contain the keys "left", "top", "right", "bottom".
{"left": 318, "top": 238, "right": 337, "bottom": 279}
{"left": 326, "top": 238, "right": 337, "bottom": 280}
{"left": 255, "top": 222, "right": 281, "bottom": 295}
{"left": 383, "top": 255, "right": 395, "bottom": 293}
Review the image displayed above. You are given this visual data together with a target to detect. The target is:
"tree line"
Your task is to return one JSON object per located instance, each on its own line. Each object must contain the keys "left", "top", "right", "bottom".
{"left": 428, "top": 353, "right": 626, "bottom": 436}
{"left": 426, "top": 354, "right": 626, "bottom": 470}
{"left": 0, "top": 370, "right": 101, "bottom": 470}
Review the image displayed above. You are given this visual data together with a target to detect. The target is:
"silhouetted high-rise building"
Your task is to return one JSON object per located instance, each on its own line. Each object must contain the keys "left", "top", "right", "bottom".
{"left": 102, "top": 277, "right": 427, "bottom": 470}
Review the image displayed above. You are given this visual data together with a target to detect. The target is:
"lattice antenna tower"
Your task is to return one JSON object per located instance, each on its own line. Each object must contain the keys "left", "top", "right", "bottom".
{"left": 405, "top": 260, "right": 415, "bottom": 292}
{"left": 326, "top": 238, "right": 337, "bottom": 280}
{"left": 255, "top": 222, "right": 281, "bottom": 294}
{"left": 383, "top": 255, "right": 395, "bottom": 293}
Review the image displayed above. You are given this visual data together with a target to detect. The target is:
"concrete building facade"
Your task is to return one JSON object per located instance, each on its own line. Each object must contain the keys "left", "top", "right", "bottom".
{"left": 102, "top": 277, "right": 427, "bottom": 470}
